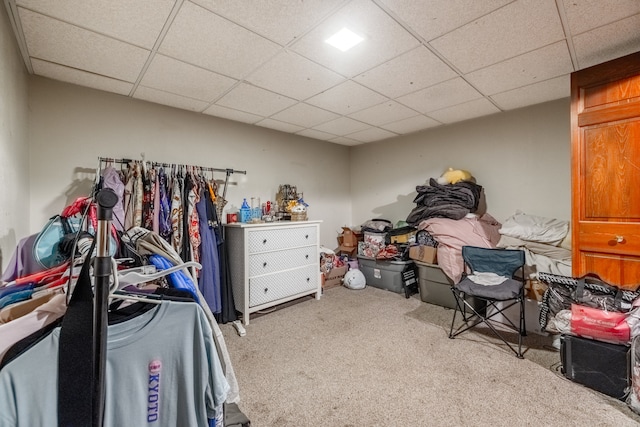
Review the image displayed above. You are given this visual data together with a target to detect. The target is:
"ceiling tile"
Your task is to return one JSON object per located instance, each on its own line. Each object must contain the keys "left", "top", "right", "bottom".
{"left": 216, "top": 83, "right": 297, "bottom": 117}
{"left": 246, "top": 50, "right": 345, "bottom": 100}
{"left": 381, "top": 115, "right": 441, "bottom": 134}
{"left": 296, "top": 129, "right": 338, "bottom": 141}
{"left": 328, "top": 136, "right": 362, "bottom": 146}
{"left": 465, "top": 41, "right": 573, "bottom": 95}
{"left": 270, "top": 103, "right": 340, "bottom": 128}
{"left": 256, "top": 119, "right": 305, "bottom": 133}
{"left": 354, "top": 46, "right": 457, "bottom": 98}
{"left": 348, "top": 100, "right": 419, "bottom": 126}
{"left": 379, "top": 0, "right": 511, "bottom": 41}
{"left": 190, "top": 0, "right": 345, "bottom": 46}
{"left": 561, "top": 0, "right": 640, "bottom": 35}
{"left": 306, "top": 80, "right": 387, "bottom": 115}
{"left": 490, "top": 75, "right": 570, "bottom": 110}
{"left": 397, "top": 78, "right": 482, "bottom": 114}
{"left": 572, "top": 14, "right": 640, "bottom": 69}
{"left": 430, "top": 0, "right": 565, "bottom": 73}
{"left": 31, "top": 58, "right": 133, "bottom": 95}
{"left": 158, "top": 1, "right": 281, "bottom": 79}
{"left": 345, "top": 127, "right": 397, "bottom": 142}
{"left": 16, "top": 0, "right": 175, "bottom": 49}
{"left": 19, "top": 8, "right": 149, "bottom": 82}
{"left": 202, "top": 104, "right": 263, "bottom": 124}
{"left": 313, "top": 117, "right": 370, "bottom": 136}
{"left": 140, "top": 54, "right": 237, "bottom": 102}
{"left": 133, "top": 86, "right": 209, "bottom": 112}
{"left": 427, "top": 98, "right": 500, "bottom": 124}
{"left": 290, "top": 0, "right": 420, "bottom": 77}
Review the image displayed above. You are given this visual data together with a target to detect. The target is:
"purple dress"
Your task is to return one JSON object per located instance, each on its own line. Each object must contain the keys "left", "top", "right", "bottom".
{"left": 196, "top": 188, "right": 221, "bottom": 314}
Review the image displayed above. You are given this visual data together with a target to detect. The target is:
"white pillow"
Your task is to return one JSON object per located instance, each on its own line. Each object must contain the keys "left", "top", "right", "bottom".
{"left": 499, "top": 211, "right": 569, "bottom": 245}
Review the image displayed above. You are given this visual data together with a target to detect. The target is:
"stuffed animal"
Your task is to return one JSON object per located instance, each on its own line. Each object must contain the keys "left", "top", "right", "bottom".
{"left": 436, "top": 168, "right": 474, "bottom": 185}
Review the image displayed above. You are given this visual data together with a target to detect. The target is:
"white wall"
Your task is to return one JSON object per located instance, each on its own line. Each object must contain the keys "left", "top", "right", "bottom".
{"left": 350, "top": 98, "right": 571, "bottom": 226}
{"left": 27, "top": 77, "right": 351, "bottom": 248}
{"left": 0, "top": 9, "right": 29, "bottom": 272}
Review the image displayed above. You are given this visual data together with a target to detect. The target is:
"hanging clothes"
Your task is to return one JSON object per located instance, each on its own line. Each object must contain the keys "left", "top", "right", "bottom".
{"left": 0, "top": 293, "right": 67, "bottom": 362}
{"left": 196, "top": 187, "right": 221, "bottom": 314}
{"left": 180, "top": 172, "right": 193, "bottom": 264}
{"left": 101, "top": 166, "right": 126, "bottom": 231}
{"left": 186, "top": 172, "right": 201, "bottom": 265}
{"left": 0, "top": 300, "right": 230, "bottom": 426}
{"left": 141, "top": 163, "right": 153, "bottom": 231}
{"left": 152, "top": 166, "right": 160, "bottom": 234}
{"left": 206, "top": 182, "right": 237, "bottom": 324}
{"left": 158, "top": 167, "right": 172, "bottom": 241}
{"left": 133, "top": 163, "right": 144, "bottom": 228}
{"left": 171, "top": 172, "right": 184, "bottom": 254}
{"left": 123, "top": 165, "right": 134, "bottom": 230}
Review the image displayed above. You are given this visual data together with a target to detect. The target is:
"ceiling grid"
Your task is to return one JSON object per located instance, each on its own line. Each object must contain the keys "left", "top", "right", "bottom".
{"left": 4, "top": 0, "right": 640, "bottom": 146}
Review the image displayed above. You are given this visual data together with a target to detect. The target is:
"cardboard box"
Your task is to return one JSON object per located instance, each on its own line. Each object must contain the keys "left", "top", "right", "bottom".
{"left": 336, "top": 227, "right": 360, "bottom": 257}
{"left": 409, "top": 245, "right": 437, "bottom": 264}
{"left": 323, "top": 265, "right": 347, "bottom": 289}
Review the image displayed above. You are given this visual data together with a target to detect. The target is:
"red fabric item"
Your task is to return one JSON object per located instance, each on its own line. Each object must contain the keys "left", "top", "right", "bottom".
{"left": 571, "top": 304, "right": 630, "bottom": 344}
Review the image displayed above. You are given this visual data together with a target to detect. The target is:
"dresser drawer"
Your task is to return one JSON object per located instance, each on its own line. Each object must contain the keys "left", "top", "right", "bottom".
{"left": 248, "top": 246, "right": 317, "bottom": 277}
{"left": 247, "top": 226, "right": 317, "bottom": 253}
{"left": 249, "top": 264, "right": 319, "bottom": 307}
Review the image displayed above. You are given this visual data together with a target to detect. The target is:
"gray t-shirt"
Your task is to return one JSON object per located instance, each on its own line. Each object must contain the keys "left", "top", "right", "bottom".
{"left": 0, "top": 300, "right": 229, "bottom": 426}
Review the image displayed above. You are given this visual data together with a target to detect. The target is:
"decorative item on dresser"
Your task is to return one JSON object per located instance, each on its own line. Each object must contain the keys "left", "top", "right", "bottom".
{"left": 224, "top": 220, "right": 322, "bottom": 328}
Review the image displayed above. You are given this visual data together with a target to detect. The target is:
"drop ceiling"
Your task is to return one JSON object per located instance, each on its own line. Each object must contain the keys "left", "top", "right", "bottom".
{"left": 4, "top": 0, "right": 640, "bottom": 146}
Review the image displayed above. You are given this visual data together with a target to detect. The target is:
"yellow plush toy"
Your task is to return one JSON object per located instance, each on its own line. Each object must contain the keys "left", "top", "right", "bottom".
{"left": 436, "top": 168, "right": 474, "bottom": 185}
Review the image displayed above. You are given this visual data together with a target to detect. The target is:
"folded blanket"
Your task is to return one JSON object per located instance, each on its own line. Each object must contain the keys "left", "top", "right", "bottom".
{"left": 407, "top": 178, "right": 483, "bottom": 225}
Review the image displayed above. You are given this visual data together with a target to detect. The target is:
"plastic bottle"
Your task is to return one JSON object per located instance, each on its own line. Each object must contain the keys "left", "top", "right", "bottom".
{"left": 239, "top": 198, "right": 251, "bottom": 223}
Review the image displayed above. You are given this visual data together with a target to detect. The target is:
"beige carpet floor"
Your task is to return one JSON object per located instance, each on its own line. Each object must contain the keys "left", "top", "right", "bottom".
{"left": 221, "top": 285, "right": 640, "bottom": 426}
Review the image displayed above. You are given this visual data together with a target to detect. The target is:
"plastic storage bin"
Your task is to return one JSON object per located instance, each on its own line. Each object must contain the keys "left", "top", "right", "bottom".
{"left": 415, "top": 261, "right": 484, "bottom": 312}
{"left": 357, "top": 256, "right": 418, "bottom": 298}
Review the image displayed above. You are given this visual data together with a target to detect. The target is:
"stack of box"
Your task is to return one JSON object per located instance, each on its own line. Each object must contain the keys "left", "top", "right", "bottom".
{"left": 336, "top": 227, "right": 360, "bottom": 258}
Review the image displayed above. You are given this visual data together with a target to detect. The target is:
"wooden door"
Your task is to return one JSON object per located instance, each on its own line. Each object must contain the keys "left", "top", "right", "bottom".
{"left": 571, "top": 51, "right": 640, "bottom": 290}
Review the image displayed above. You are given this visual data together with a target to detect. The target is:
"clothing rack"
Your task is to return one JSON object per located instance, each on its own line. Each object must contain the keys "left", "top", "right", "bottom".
{"left": 97, "top": 156, "right": 247, "bottom": 176}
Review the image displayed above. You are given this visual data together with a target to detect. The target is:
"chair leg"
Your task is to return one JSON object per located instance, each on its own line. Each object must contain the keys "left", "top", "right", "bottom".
{"left": 449, "top": 288, "right": 460, "bottom": 338}
{"left": 452, "top": 296, "right": 525, "bottom": 359}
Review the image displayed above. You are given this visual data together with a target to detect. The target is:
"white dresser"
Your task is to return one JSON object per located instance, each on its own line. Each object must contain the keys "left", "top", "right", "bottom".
{"left": 224, "top": 220, "right": 322, "bottom": 326}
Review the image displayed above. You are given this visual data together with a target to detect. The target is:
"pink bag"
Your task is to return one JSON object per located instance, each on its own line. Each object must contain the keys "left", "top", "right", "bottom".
{"left": 571, "top": 303, "right": 630, "bottom": 344}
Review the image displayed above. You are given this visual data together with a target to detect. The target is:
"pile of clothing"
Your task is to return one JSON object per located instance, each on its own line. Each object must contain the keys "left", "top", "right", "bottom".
{"left": 406, "top": 178, "right": 483, "bottom": 226}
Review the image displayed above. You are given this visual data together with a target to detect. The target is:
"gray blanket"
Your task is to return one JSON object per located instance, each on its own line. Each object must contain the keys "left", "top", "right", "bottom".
{"left": 406, "top": 178, "right": 483, "bottom": 225}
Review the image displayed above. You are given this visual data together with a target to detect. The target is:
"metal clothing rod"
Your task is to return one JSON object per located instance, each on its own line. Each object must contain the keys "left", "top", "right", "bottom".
{"left": 98, "top": 156, "right": 246, "bottom": 175}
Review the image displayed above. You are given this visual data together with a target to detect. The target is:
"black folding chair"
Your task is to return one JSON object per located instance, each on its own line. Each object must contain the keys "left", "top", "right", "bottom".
{"left": 449, "top": 246, "right": 527, "bottom": 358}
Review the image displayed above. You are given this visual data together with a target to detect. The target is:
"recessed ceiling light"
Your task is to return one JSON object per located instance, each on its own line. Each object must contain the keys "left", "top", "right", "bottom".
{"left": 325, "top": 28, "right": 364, "bottom": 52}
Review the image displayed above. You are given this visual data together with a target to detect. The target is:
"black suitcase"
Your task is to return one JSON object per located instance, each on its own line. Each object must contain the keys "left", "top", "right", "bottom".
{"left": 560, "top": 334, "right": 630, "bottom": 400}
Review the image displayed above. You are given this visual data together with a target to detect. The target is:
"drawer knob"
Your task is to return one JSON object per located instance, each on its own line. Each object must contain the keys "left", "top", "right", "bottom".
{"left": 616, "top": 235, "right": 624, "bottom": 243}
{"left": 264, "top": 287, "right": 268, "bottom": 293}
{"left": 305, "top": 234, "right": 309, "bottom": 239}
{"left": 306, "top": 277, "right": 310, "bottom": 282}
{"left": 263, "top": 262, "right": 267, "bottom": 268}
{"left": 305, "top": 254, "right": 309, "bottom": 259}
{"left": 263, "top": 238, "right": 267, "bottom": 244}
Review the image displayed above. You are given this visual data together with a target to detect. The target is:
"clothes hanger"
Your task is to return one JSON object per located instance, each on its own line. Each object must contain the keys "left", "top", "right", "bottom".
{"left": 109, "top": 290, "right": 163, "bottom": 305}
{"left": 116, "top": 261, "right": 202, "bottom": 287}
